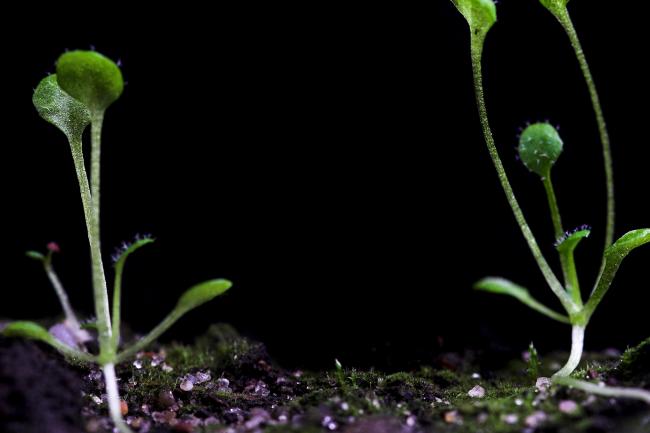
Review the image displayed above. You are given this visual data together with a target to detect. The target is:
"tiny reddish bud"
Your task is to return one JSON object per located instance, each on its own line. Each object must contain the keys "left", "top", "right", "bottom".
{"left": 47, "top": 242, "right": 61, "bottom": 253}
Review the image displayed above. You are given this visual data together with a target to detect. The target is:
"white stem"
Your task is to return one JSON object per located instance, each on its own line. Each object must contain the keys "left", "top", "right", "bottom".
{"left": 555, "top": 377, "right": 650, "bottom": 404}
{"left": 45, "top": 262, "right": 80, "bottom": 330}
{"left": 102, "top": 363, "right": 133, "bottom": 433}
{"left": 553, "top": 325, "right": 585, "bottom": 378}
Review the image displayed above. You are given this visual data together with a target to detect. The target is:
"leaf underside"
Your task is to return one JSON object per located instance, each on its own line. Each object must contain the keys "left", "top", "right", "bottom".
{"left": 475, "top": 277, "right": 570, "bottom": 323}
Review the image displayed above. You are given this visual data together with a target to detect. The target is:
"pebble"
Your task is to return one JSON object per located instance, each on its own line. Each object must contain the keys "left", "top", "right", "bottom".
{"left": 195, "top": 371, "right": 211, "bottom": 384}
{"left": 536, "top": 377, "right": 552, "bottom": 392}
{"left": 245, "top": 408, "right": 271, "bottom": 429}
{"left": 444, "top": 410, "right": 462, "bottom": 424}
{"left": 216, "top": 377, "right": 232, "bottom": 393}
{"left": 120, "top": 400, "right": 129, "bottom": 416}
{"left": 525, "top": 411, "right": 547, "bottom": 428}
{"left": 172, "top": 421, "right": 194, "bottom": 432}
{"left": 152, "top": 410, "right": 177, "bottom": 424}
{"left": 180, "top": 374, "right": 196, "bottom": 392}
{"left": 559, "top": 400, "right": 579, "bottom": 414}
{"left": 157, "top": 390, "right": 176, "bottom": 408}
{"left": 406, "top": 415, "right": 417, "bottom": 426}
{"left": 468, "top": 385, "right": 486, "bottom": 398}
{"left": 321, "top": 415, "right": 337, "bottom": 430}
{"left": 127, "top": 416, "right": 144, "bottom": 429}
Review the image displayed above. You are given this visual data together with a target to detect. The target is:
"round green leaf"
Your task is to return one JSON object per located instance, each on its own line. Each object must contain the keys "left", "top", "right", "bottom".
{"left": 33, "top": 75, "right": 91, "bottom": 140}
{"left": 176, "top": 279, "right": 233, "bottom": 312}
{"left": 451, "top": 0, "right": 497, "bottom": 36}
{"left": 56, "top": 50, "right": 124, "bottom": 113}
{"left": 518, "top": 123, "right": 563, "bottom": 177}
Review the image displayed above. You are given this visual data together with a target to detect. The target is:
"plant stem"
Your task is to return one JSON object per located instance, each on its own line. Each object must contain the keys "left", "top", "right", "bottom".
{"left": 102, "top": 363, "right": 134, "bottom": 433}
{"left": 552, "top": 325, "right": 585, "bottom": 378}
{"left": 43, "top": 258, "right": 81, "bottom": 331}
{"left": 91, "top": 111, "right": 104, "bottom": 236}
{"left": 69, "top": 138, "right": 113, "bottom": 360}
{"left": 469, "top": 36, "right": 577, "bottom": 315}
{"left": 554, "top": 376, "right": 650, "bottom": 404}
{"left": 542, "top": 174, "right": 563, "bottom": 239}
{"left": 555, "top": 9, "right": 614, "bottom": 250}
{"left": 542, "top": 175, "right": 583, "bottom": 305}
{"left": 112, "top": 261, "right": 124, "bottom": 349}
{"left": 116, "top": 308, "right": 184, "bottom": 363}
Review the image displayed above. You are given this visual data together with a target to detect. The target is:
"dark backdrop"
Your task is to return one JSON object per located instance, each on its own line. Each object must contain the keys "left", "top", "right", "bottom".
{"left": 1, "top": 2, "right": 648, "bottom": 369}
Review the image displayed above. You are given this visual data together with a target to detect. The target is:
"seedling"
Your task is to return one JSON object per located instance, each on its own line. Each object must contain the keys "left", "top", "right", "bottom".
{"left": 450, "top": 0, "right": 650, "bottom": 401}
{"left": 2, "top": 51, "right": 232, "bottom": 432}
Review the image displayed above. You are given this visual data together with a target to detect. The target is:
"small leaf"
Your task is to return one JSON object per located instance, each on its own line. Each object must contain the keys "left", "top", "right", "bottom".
{"left": 33, "top": 75, "right": 91, "bottom": 140}
{"left": 606, "top": 229, "right": 650, "bottom": 260}
{"left": 25, "top": 251, "right": 45, "bottom": 261}
{"left": 583, "top": 229, "right": 650, "bottom": 320}
{"left": 112, "top": 236, "right": 155, "bottom": 265}
{"left": 175, "top": 279, "right": 233, "bottom": 312}
{"left": 2, "top": 321, "right": 54, "bottom": 343}
{"left": 56, "top": 50, "right": 124, "bottom": 113}
{"left": 475, "top": 277, "right": 570, "bottom": 323}
{"left": 556, "top": 227, "right": 591, "bottom": 253}
{"left": 451, "top": 0, "right": 497, "bottom": 37}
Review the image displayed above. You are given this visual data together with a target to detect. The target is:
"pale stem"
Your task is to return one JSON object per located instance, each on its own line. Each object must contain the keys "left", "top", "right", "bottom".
{"left": 469, "top": 36, "right": 577, "bottom": 315}
{"left": 102, "top": 363, "right": 134, "bottom": 433}
{"left": 552, "top": 325, "right": 585, "bottom": 378}
{"left": 43, "top": 260, "right": 81, "bottom": 331}
{"left": 69, "top": 138, "right": 112, "bottom": 358}
{"left": 554, "top": 377, "right": 650, "bottom": 405}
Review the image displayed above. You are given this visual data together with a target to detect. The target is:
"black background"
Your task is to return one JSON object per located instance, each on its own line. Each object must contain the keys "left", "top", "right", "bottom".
{"left": 1, "top": 2, "right": 648, "bottom": 369}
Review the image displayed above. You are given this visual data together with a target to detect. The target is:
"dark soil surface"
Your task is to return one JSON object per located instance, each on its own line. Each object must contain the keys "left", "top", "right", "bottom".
{"left": 1, "top": 324, "right": 649, "bottom": 433}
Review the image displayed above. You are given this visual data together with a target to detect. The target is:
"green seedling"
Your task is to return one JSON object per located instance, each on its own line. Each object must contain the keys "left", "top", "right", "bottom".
{"left": 450, "top": 0, "right": 650, "bottom": 402}
{"left": 2, "top": 51, "right": 232, "bottom": 433}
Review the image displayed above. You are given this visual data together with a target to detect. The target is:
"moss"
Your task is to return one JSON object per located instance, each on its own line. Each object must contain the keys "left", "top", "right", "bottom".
{"left": 617, "top": 336, "right": 650, "bottom": 384}
{"left": 77, "top": 326, "right": 650, "bottom": 432}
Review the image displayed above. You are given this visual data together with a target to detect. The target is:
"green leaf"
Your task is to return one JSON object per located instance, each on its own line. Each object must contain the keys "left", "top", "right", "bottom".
{"left": 176, "top": 279, "right": 233, "bottom": 313}
{"left": 2, "top": 321, "right": 96, "bottom": 363}
{"left": 475, "top": 277, "right": 570, "bottom": 323}
{"left": 33, "top": 75, "right": 91, "bottom": 140}
{"left": 25, "top": 250, "right": 45, "bottom": 261}
{"left": 116, "top": 279, "right": 234, "bottom": 362}
{"left": 56, "top": 50, "right": 124, "bottom": 113}
{"left": 606, "top": 229, "right": 650, "bottom": 259}
{"left": 540, "top": 0, "right": 570, "bottom": 16}
{"left": 556, "top": 228, "right": 591, "bottom": 254}
{"left": 584, "top": 229, "right": 650, "bottom": 320}
{"left": 113, "top": 236, "right": 155, "bottom": 266}
{"left": 450, "top": 0, "right": 497, "bottom": 37}
{"left": 2, "top": 321, "right": 54, "bottom": 342}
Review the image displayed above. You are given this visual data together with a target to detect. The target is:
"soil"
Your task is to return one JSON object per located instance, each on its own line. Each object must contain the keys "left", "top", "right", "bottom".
{"left": 1, "top": 323, "right": 649, "bottom": 433}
